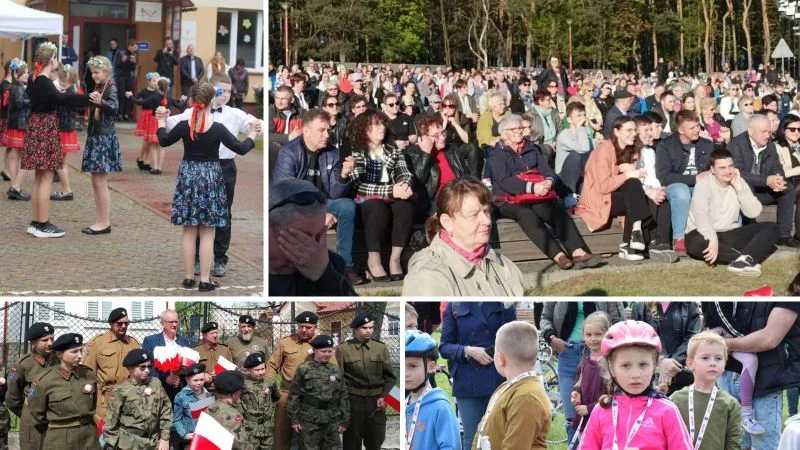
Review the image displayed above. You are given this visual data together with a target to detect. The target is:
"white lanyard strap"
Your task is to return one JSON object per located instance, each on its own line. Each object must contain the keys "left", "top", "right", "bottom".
{"left": 688, "top": 385, "right": 718, "bottom": 450}
{"left": 611, "top": 396, "right": 654, "bottom": 450}
{"left": 568, "top": 416, "right": 584, "bottom": 449}
{"left": 476, "top": 371, "right": 536, "bottom": 444}
{"left": 405, "top": 387, "right": 429, "bottom": 450}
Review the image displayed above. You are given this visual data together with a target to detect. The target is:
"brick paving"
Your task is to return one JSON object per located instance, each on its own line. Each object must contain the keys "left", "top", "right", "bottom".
{"left": 0, "top": 124, "right": 263, "bottom": 296}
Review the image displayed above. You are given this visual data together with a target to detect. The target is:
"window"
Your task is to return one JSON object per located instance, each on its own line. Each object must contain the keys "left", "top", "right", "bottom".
{"left": 53, "top": 302, "right": 66, "bottom": 322}
{"left": 131, "top": 302, "right": 142, "bottom": 321}
{"left": 70, "top": 0, "right": 129, "bottom": 19}
{"left": 37, "top": 304, "right": 50, "bottom": 321}
{"left": 102, "top": 302, "right": 112, "bottom": 321}
{"left": 216, "top": 9, "right": 264, "bottom": 70}
{"left": 144, "top": 302, "right": 154, "bottom": 319}
{"left": 88, "top": 302, "right": 99, "bottom": 320}
{"left": 388, "top": 318, "right": 399, "bottom": 336}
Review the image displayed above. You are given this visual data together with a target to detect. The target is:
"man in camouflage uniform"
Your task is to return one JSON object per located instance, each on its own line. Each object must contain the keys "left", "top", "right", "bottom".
{"left": 83, "top": 307, "right": 141, "bottom": 425}
{"left": 206, "top": 370, "right": 252, "bottom": 450}
{"left": 6, "top": 322, "right": 57, "bottom": 450}
{"left": 28, "top": 333, "right": 101, "bottom": 450}
{"left": 0, "top": 366, "right": 9, "bottom": 450}
{"left": 336, "top": 313, "right": 397, "bottom": 450}
{"left": 102, "top": 349, "right": 172, "bottom": 450}
{"left": 193, "top": 322, "right": 233, "bottom": 392}
{"left": 239, "top": 352, "right": 280, "bottom": 449}
{"left": 266, "top": 311, "right": 337, "bottom": 449}
{"left": 226, "top": 315, "right": 269, "bottom": 368}
{"left": 288, "top": 335, "right": 349, "bottom": 450}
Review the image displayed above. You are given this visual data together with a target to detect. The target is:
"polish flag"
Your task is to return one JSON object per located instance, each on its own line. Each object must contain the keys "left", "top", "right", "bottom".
{"left": 384, "top": 386, "right": 401, "bottom": 411}
{"left": 214, "top": 356, "right": 237, "bottom": 374}
{"left": 98, "top": 417, "right": 105, "bottom": 448}
{"left": 188, "top": 412, "right": 234, "bottom": 450}
{"left": 189, "top": 396, "right": 216, "bottom": 419}
{"left": 153, "top": 346, "right": 180, "bottom": 372}
{"left": 179, "top": 347, "right": 200, "bottom": 367}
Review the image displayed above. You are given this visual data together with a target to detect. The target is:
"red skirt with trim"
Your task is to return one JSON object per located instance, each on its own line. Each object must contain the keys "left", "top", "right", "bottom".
{"left": 2, "top": 128, "right": 25, "bottom": 149}
{"left": 60, "top": 130, "right": 80, "bottom": 154}
{"left": 135, "top": 110, "right": 159, "bottom": 143}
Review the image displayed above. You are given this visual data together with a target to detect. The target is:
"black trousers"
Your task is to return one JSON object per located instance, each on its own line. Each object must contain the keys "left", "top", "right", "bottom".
{"left": 557, "top": 151, "right": 590, "bottom": 194}
{"left": 748, "top": 181, "right": 797, "bottom": 238}
{"left": 496, "top": 201, "right": 589, "bottom": 259}
{"left": 685, "top": 222, "right": 779, "bottom": 264}
{"left": 609, "top": 178, "right": 657, "bottom": 243}
{"left": 228, "top": 97, "right": 245, "bottom": 109}
{"left": 360, "top": 199, "right": 415, "bottom": 251}
{"left": 195, "top": 159, "right": 237, "bottom": 264}
{"left": 118, "top": 76, "right": 134, "bottom": 117}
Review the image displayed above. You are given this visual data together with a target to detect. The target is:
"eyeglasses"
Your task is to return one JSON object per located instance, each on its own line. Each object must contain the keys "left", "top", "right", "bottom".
{"left": 385, "top": 102, "right": 397, "bottom": 107}
{"left": 521, "top": 83, "right": 531, "bottom": 87}
{"left": 269, "top": 190, "right": 326, "bottom": 212}
{"left": 115, "top": 321, "right": 130, "bottom": 326}
{"left": 547, "top": 84, "right": 558, "bottom": 88}
{"left": 506, "top": 127, "right": 524, "bottom": 132}
{"left": 442, "top": 104, "right": 457, "bottom": 109}
{"left": 135, "top": 365, "right": 149, "bottom": 370}
{"left": 787, "top": 127, "right": 800, "bottom": 132}
{"left": 743, "top": 103, "right": 753, "bottom": 107}
{"left": 325, "top": 102, "right": 340, "bottom": 107}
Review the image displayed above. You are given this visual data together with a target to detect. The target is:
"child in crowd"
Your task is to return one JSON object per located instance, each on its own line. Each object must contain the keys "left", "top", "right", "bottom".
{"left": 570, "top": 311, "right": 610, "bottom": 449}
{"left": 579, "top": 320, "right": 693, "bottom": 450}
{"left": 51, "top": 63, "right": 81, "bottom": 201}
{"left": 3, "top": 58, "right": 30, "bottom": 200}
{"left": 172, "top": 363, "right": 210, "bottom": 450}
{"left": 669, "top": 332, "right": 743, "bottom": 450}
{"left": 405, "top": 330, "right": 460, "bottom": 450}
{"left": 128, "top": 72, "right": 164, "bottom": 174}
{"left": 156, "top": 82, "right": 259, "bottom": 291}
{"left": 82, "top": 55, "right": 120, "bottom": 235}
{"left": 406, "top": 303, "right": 419, "bottom": 330}
{"left": 1, "top": 60, "right": 12, "bottom": 181}
{"left": 474, "top": 321, "right": 551, "bottom": 450}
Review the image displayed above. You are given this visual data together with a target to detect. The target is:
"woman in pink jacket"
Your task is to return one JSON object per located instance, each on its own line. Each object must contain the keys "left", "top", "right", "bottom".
{"left": 579, "top": 320, "right": 694, "bottom": 450}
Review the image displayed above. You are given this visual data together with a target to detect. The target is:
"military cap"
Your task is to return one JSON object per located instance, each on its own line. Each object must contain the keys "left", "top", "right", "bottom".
{"left": 310, "top": 335, "right": 334, "bottom": 349}
{"left": 51, "top": 333, "right": 83, "bottom": 351}
{"left": 294, "top": 311, "right": 318, "bottom": 324}
{"left": 108, "top": 307, "right": 128, "bottom": 323}
{"left": 239, "top": 315, "right": 256, "bottom": 326}
{"left": 123, "top": 348, "right": 150, "bottom": 367}
{"left": 350, "top": 312, "right": 374, "bottom": 328}
{"left": 201, "top": 322, "right": 219, "bottom": 333}
{"left": 243, "top": 352, "right": 266, "bottom": 369}
{"left": 27, "top": 322, "right": 55, "bottom": 341}
{"left": 183, "top": 363, "right": 206, "bottom": 377}
{"left": 215, "top": 370, "right": 245, "bottom": 394}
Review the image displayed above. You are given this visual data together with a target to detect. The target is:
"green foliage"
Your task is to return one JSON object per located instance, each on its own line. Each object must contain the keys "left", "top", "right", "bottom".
{"left": 376, "top": 0, "right": 427, "bottom": 62}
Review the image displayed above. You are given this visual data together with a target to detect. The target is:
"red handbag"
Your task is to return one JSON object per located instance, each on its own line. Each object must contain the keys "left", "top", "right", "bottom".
{"left": 497, "top": 170, "right": 557, "bottom": 204}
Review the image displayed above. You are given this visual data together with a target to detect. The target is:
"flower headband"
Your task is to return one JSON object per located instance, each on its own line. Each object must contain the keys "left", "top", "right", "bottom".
{"left": 87, "top": 57, "right": 112, "bottom": 71}
{"left": 39, "top": 41, "right": 58, "bottom": 53}
{"left": 9, "top": 58, "right": 23, "bottom": 71}
{"left": 145, "top": 72, "right": 161, "bottom": 81}
{"left": 158, "top": 76, "right": 171, "bottom": 86}
{"left": 63, "top": 64, "right": 73, "bottom": 73}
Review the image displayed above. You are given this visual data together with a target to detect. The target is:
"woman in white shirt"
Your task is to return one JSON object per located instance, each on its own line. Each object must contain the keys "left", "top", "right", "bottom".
{"left": 206, "top": 51, "right": 229, "bottom": 81}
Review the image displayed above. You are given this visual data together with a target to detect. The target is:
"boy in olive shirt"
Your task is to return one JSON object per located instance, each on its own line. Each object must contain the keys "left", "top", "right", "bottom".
{"left": 472, "top": 321, "right": 550, "bottom": 450}
{"left": 670, "top": 332, "right": 743, "bottom": 450}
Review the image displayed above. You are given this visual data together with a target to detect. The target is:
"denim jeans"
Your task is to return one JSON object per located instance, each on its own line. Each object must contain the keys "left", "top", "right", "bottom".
{"left": 325, "top": 198, "right": 356, "bottom": 267}
{"left": 665, "top": 183, "right": 693, "bottom": 240}
{"left": 456, "top": 395, "right": 492, "bottom": 450}
{"left": 558, "top": 342, "right": 585, "bottom": 442}
{"left": 718, "top": 371, "right": 783, "bottom": 449}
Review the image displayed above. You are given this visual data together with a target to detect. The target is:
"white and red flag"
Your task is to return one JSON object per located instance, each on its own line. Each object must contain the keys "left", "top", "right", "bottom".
{"left": 188, "top": 412, "right": 234, "bottom": 450}
{"left": 214, "top": 355, "right": 236, "bottom": 374}
{"left": 189, "top": 396, "right": 216, "bottom": 419}
{"left": 384, "top": 386, "right": 401, "bottom": 411}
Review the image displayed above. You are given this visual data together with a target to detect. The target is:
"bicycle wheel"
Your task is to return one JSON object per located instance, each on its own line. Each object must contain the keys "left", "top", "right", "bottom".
{"left": 541, "top": 360, "right": 567, "bottom": 445}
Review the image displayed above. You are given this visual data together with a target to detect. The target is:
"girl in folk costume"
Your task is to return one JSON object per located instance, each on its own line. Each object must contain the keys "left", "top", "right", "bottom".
{"left": 51, "top": 63, "right": 82, "bottom": 201}
{"left": 1, "top": 60, "right": 12, "bottom": 181}
{"left": 156, "top": 82, "right": 259, "bottom": 292}
{"left": 22, "top": 41, "right": 91, "bottom": 238}
{"left": 3, "top": 58, "right": 31, "bottom": 200}
{"left": 82, "top": 55, "right": 120, "bottom": 235}
{"left": 128, "top": 71, "right": 165, "bottom": 174}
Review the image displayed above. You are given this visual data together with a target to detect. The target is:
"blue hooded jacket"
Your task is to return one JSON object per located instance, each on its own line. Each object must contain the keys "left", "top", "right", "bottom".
{"left": 405, "top": 388, "right": 462, "bottom": 450}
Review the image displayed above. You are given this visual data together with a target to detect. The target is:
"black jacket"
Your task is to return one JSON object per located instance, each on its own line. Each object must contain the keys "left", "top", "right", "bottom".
{"left": 268, "top": 251, "right": 357, "bottom": 296}
{"left": 87, "top": 83, "right": 119, "bottom": 135}
{"left": 510, "top": 92, "right": 533, "bottom": 114}
{"left": 179, "top": 55, "right": 204, "bottom": 87}
{"left": 57, "top": 86, "right": 80, "bottom": 131}
{"left": 655, "top": 132, "right": 713, "bottom": 187}
{"left": 727, "top": 132, "right": 784, "bottom": 188}
{"left": 115, "top": 50, "right": 137, "bottom": 79}
{"left": 650, "top": 104, "right": 677, "bottom": 138}
{"left": 702, "top": 301, "right": 800, "bottom": 396}
{"left": 404, "top": 143, "right": 470, "bottom": 205}
{"left": 153, "top": 48, "right": 179, "bottom": 79}
{"left": 538, "top": 68, "right": 569, "bottom": 97}
{"left": 6, "top": 82, "right": 30, "bottom": 130}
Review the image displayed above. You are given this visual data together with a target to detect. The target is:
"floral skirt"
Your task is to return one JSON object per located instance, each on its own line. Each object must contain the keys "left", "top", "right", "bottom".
{"left": 82, "top": 134, "right": 122, "bottom": 173}
{"left": 2, "top": 128, "right": 25, "bottom": 149}
{"left": 60, "top": 131, "right": 80, "bottom": 154}
{"left": 21, "top": 112, "right": 60, "bottom": 170}
{"left": 135, "top": 110, "right": 159, "bottom": 143}
{"left": 171, "top": 160, "right": 228, "bottom": 227}
{"left": 0, "top": 118, "right": 6, "bottom": 140}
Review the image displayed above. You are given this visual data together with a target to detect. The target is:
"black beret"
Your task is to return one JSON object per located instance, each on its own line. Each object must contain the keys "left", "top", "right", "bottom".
{"left": 183, "top": 363, "right": 206, "bottom": 377}
{"left": 108, "top": 307, "right": 128, "bottom": 323}
{"left": 215, "top": 370, "right": 245, "bottom": 394}
{"left": 613, "top": 89, "right": 635, "bottom": 100}
{"left": 239, "top": 315, "right": 256, "bottom": 326}
{"left": 350, "top": 313, "right": 374, "bottom": 328}
{"left": 310, "top": 335, "right": 334, "bottom": 349}
{"left": 243, "top": 352, "right": 266, "bottom": 369}
{"left": 27, "top": 322, "right": 55, "bottom": 341}
{"left": 51, "top": 333, "right": 83, "bottom": 351}
{"left": 294, "top": 311, "right": 318, "bottom": 324}
{"left": 122, "top": 349, "right": 150, "bottom": 367}
{"left": 201, "top": 322, "right": 218, "bottom": 333}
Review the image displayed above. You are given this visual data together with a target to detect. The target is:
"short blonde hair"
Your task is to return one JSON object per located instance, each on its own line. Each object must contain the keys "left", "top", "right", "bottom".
{"left": 699, "top": 97, "right": 717, "bottom": 113}
{"left": 495, "top": 321, "right": 539, "bottom": 365}
{"left": 486, "top": 93, "right": 506, "bottom": 111}
{"left": 687, "top": 331, "right": 728, "bottom": 360}
{"left": 405, "top": 303, "right": 419, "bottom": 321}
{"left": 583, "top": 311, "right": 610, "bottom": 333}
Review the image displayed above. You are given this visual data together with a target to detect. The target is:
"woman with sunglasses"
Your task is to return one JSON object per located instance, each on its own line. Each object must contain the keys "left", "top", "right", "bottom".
{"left": 719, "top": 84, "right": 741, "bottom": 124}
{"left": 775, "top": 115, "right": 800, "bottom": 224}
{"left": 698, "top": 97, "right": 731, "bottom": 148}
{"left": 730, "top": 95, "right": 755, "bottom": 138}
{"left": 323, "top": 93, "right": 349, "bottom": 157}
{"left": 440, "top": 94, "right": 481, "bottom": 176}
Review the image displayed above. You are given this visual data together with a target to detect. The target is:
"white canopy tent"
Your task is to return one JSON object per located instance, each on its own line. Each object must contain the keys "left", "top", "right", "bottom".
{"left": 0, "top": 0, "right": 63, "bottom": 59}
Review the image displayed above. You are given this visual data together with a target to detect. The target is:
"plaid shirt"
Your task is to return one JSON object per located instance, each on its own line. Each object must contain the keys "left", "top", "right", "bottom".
{"left": 348, "top": 145, "right": 413, "bottom": 198}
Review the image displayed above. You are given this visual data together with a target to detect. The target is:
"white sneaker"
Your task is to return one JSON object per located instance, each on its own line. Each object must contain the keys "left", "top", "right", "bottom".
{"left": 26, "top": 223, "right": 36, "bottom": 235}
{"left": 619, "top": 243, "right": 644, "bottom": 261}
{"left": 727, "top": 256, "right": 761, "bottom": 277}
{"left": 31, "top": 221, "right": 66, "bottom": 238}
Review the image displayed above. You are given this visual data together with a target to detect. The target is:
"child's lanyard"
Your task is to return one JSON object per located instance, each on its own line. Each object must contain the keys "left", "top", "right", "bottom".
{"left": 405, "top": 386, "right": 430, "bottom": 450}
{"left": 688, "top": 385, "right": 718, "bottom": 450}
{"left": 568, "top": 416, "right": 584, "bottom": 450}
{"left": 476, "top": 371, "right": 536, "bottom": 446}
{"left": 611, "top": 396, "right": 653, "bottom": 450}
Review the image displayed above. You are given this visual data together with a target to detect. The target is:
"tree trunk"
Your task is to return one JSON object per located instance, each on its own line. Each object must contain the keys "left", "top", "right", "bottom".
{"left": 743, "top": 0, "right": 753, "bottom": 70}
{"left": 701, "top": 0, "right": 712, "bottom": 73}
{"left": 678, "top": 0, "right": 684, "bottom": 68}
{"left": 525, "top": 0, "right": 535, "bottom": 68}
{"left": 761, "top": 0, "right": 771, "bottom": 64}
{"left": 439, "top": 0, "right": 451, "bottom": 66}
{"left": 650, "top": 0, "right": 658, "bottom": 68}
{"left": 722, "top": 7, "right": 729, "bottom": 69}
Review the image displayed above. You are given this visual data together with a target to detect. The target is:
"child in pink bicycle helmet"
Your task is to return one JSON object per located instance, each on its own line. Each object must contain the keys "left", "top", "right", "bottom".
{"left": 579, "top": 320, "right": 693, "bottom": 450}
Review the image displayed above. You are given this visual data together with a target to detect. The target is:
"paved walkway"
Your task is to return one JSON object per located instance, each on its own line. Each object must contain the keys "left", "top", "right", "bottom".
{"left": 0, "top": 124, "right": 263, "bottom": 296}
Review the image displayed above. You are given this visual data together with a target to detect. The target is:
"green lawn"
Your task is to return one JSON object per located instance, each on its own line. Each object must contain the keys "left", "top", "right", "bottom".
{"left": 254, "top": 137, "right": 263, "bottom": 151}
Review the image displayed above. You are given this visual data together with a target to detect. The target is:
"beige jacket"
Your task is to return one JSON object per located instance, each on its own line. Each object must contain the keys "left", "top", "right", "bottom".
{"left": 775, "top": 143, "right": 800, "bottom": 178}
{"left": 402, "top": 235, "right": 525, "bottom": 296}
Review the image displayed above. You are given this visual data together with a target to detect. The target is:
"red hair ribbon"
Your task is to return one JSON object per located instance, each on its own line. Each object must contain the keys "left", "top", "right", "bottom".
{"left": 1, "top": 91, "right": 8, "bottom": 108}
{"left": 33, "top": 61, "right": 43, "bottom": 79}
{"left": 189, "top": 101, "right": 206, "bottom": 140}
{"left": 160, "top": 97, "right": 168, "bottom": 107}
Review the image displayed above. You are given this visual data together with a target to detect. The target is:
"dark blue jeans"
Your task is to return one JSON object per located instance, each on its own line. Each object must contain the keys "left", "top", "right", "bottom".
{"left": 325, "top": 198, "right": 356, "bottom": 267}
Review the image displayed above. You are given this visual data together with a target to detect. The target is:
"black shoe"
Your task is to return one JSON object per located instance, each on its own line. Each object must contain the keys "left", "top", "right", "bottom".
{"left": 182, "top": 278, "right": 196, "bottom": 288}
{"left": 366, "top": 268, "right": 391, "bottom": 282}
{"left": 150, "top": 169, "right": 162, "bottom": 175}
{"left": 647, "top": 243, "right": 679, "bottom": 263}
{"left": 390, "top": 273, "right": 405, "bottom": 281}
{"left": 0, "top": 171, "right": 9, "bottom": 181}
{"left": 7, "top": 187, "right": 31, "bottom": 200}
{"left": 50, "top": 191, "right": 74, "bottom": 201}
{"left": 213, "top": 262, "right": 227, "bottom": 277}
{"left": 199, "top": 280, "right": 219, "bottom": 292}
{"left": 137, "top": 159, "right": 146, "bottom": 170}
{"left": 777, "top": 237, "right": 800, "bottom": 248}
{"left": 345, "top": 267, "right": 369, "bottom": 285}
{"left": 630, "top": 229, "right": 646, "bottom": 251}
{"left": 728, "top": 256, "right": 762, "bottom": 276}
{"left": 81, "top": 226, "right": 111, "bottom": 235}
